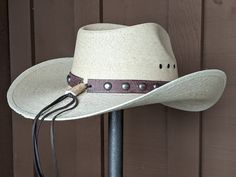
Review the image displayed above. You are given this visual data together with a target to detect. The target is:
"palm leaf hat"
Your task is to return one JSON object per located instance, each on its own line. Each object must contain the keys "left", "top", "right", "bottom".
{"left": 7, "top": 23, "right": 226, "bottom": 120}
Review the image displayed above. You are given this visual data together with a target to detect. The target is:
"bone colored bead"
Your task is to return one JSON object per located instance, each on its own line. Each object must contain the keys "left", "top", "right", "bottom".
{"left": 69, "top": 83, "right": 87, "bottom": 96}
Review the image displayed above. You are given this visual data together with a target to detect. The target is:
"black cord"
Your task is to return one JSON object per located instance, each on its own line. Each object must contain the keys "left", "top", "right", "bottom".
{"left": 32, "top": 93, "right": 78, "bottom": 177}
{"left": 50, "top": 94, "right": 79, "bottom": 177}
{"left": 33, "top": 94, "right": 71, "bottom": 177}
{"left": 32, "top": 94, "right": 69, "bottom": 177}
{"left": 34, "top": 96, "right": 75, "bottom": 177}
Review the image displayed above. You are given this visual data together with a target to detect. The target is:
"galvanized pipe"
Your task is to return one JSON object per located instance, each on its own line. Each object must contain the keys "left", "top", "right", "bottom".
{"left": 108, "top": 110, "right": 123, "bottom": 177}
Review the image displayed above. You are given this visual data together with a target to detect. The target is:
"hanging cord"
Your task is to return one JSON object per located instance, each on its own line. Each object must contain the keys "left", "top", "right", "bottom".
{"left": 33, "top": 94, "right": 76, "bottom": 177}
{"left": 32, "top": 83, "right": 89, "bottom": 177}
{"left": 50, "top": 95, "right": 79, "bottom": 177}
{"left": 32, "top": 94, "right": 71, "bottom": 177}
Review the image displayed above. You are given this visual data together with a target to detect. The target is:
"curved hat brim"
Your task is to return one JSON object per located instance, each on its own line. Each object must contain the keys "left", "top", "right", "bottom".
{"left": 7, "top": 57, "right": 226, "bottom": 121}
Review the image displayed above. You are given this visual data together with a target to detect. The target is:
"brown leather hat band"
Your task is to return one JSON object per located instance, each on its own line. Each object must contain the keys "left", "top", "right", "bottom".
{"left": 67, "top": 72, "right": 84, "bottom": 87}
{"left": 67, "top": 72, "right": 168, "bottom": 94}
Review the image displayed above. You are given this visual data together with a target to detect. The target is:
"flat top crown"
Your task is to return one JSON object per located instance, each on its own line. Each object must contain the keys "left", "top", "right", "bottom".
{"left": 71, "top": 23, "right": 178, "bottom": 81}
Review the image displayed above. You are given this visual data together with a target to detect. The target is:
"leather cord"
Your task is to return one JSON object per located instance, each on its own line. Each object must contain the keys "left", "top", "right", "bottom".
{"left": 32, "top": 93, "right": 78, "bottom": 177}
{"left": 32, "top": 94, "right": 69, "bottom": 177}
{"left": 50, "top": 97, "right": 79, "bottom": 177}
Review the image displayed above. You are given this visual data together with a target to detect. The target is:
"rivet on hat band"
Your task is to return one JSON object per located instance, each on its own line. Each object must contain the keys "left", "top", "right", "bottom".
{"left": 67, "top": 72, "right": 169, "bottom": 94}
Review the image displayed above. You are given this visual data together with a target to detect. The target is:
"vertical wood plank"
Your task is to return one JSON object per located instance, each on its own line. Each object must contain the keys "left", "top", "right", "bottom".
{"left": 202, "top": 0, "right": 236, "bottom": 177}
{"left": 34, "top": 0, "right": 75, "bottom": 62}
{"left": 75, "top": 117, "right": 103, "bottom": 177}
{"left": 33, "top": 0, "right": 76, "bottom": 176}
{"left": 123, "top": 106, "right": 167, "bottom": 177}
{"left": 103, "top": 0, "right": 168, "bottom": 27}
{"left": 74, "top": 0, "right": 100, "bottom": 31}
{"left": 0, "top": 0, "right": 13, "bottom": 176}
{"left": 167, "top": 1, "right": 203, "bottom": 177}
{"left": 103, "top": 1, "right": 169, "bottom": 177}
{"left": 34, "top": 0, "right": 102, "bottom": 177}
{"left": 74, "top": 1, "right": 102, "bottom": 177}
{"left": 8, "top": 0, "right": 34, "bottom": 176}
{"left": 8, "top": 0, "right": 33, "bottom": 80}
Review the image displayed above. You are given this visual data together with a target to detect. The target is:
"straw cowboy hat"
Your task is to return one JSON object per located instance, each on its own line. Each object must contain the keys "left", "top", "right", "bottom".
{"left": 7, "top": 23, "right": 226, "bottom": 121}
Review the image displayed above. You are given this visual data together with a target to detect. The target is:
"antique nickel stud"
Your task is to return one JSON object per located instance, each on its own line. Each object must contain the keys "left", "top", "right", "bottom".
{"left": 138, "top": 83, "right": 147, "bottom": 91}
{"left": 121, "top": 83, "right": 130, "bottom": 90}
{"left": 67, "top": 75, "right": 71, "bottom": 82}
{"left": 104, "top": 82, "right": 112, "bottom": 90}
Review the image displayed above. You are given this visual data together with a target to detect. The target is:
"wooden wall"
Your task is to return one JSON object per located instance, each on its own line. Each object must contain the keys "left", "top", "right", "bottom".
{"left": 0, "top": 0, "right": 13, "bottom": 176}
{"left": 0, "top": 0, "right": 235, "bottom": 176}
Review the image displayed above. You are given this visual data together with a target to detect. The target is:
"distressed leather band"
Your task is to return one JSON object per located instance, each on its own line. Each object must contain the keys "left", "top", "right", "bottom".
{"left": 67, "top": 72, "right": 168, "bottom": 93}
{"left": 67, "top": 72, "right": 84, "bottom": 87}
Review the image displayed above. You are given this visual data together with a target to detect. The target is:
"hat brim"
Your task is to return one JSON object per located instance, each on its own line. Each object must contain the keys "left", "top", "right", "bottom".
{"left": 7, "top": 57, "right": 226, "bottom": 121}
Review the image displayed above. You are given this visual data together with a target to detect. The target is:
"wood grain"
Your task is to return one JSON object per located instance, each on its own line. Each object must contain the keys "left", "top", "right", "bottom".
{"left": 74, "top": 0, "right": 102, "bottom": 176}
{"left": 74, "top": 0, "right": 100, "bottom": 32}
{"left": 33, "top": 0, "right": 77, "bottom": 176}
{"left": 8, "top": 0, "right": 34, "bottom": 176}
{"left": 167, "top": 0, "right": 202, "bottom": 177}
{"left": 123, "top": 106, "right": 167, "bottom": 177}
{"left": 0, "top": 0, "right": 13, "bottom": 176}
{"left": 103, "top": 0, "right": 169, "bottom": 177}
{"left": 33, "top": 0, "right": 102, "bottom": 176}
{"left": 103, "top": 0, "right": 168, "bottom": 27}
{"left": 34, "top": 0, "right": 75, "bottom": 62}
{"left": 202, "top": 0, "right": 236, "bottom": 177}
{"left": 75, "top": 117, "right": 103, "bottom": 177}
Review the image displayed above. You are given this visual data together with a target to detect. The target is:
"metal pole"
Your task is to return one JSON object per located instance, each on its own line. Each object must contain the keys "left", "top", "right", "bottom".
{"left": 108, "top": 110, "right": 123, "bottom": 177}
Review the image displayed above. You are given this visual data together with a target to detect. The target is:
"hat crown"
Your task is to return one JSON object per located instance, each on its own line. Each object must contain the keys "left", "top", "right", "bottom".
{"left": 71, "top": 23, "right": 178, "bottom": 81}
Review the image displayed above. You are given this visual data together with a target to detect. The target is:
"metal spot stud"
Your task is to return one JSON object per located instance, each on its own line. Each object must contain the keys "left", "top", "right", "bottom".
{"left": 104, "top": 82, "right": 112, "bottom": 90}
{"left": 138, "top": 83, "right": 147, "bottom": 91}
{"left": 67, "top": 75, "right": 71, "bottom": 83}
{"left": 153, "top": 84, "right": 158, "bottom": 89}
{"left": 122, "top": 83, "right": 130, "bottom": 90}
